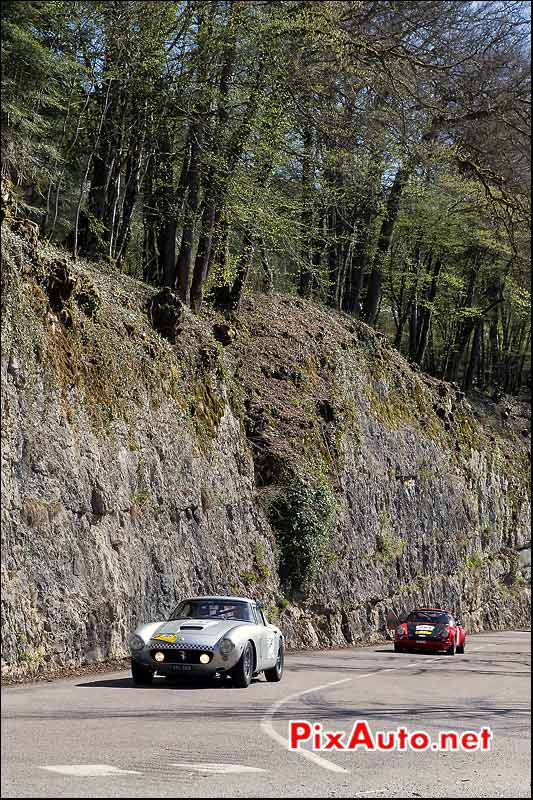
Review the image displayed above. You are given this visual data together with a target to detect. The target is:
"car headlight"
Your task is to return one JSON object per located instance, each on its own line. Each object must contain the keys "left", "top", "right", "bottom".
{"left": 199, "top": 653, "right": 211, "bottom": 664}
{"left": 396, "top": 625, "right": 407, "bottom": 638}
{"left": 129, "top": 634, "right": 145, "bottom": 651}
{"left": 439, "top": 627, "right": 451, "bottom": 640}
{"left": 219, "top": 638, "right": 235, "bottom": 655}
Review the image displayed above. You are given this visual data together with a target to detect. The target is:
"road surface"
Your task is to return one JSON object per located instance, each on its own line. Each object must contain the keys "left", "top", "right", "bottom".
{"left": 1, "top": 631, "right": 530, "bottom": 798}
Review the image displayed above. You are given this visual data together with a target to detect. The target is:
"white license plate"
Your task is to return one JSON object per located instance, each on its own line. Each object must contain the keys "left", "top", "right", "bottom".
{"left": 168, "top": 664, "right": 192, "bottom": 672}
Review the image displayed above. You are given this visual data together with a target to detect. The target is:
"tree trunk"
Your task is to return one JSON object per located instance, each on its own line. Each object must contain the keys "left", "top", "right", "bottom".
{"left": 463, "top": 321, "right": 482, "bottom": 394}
{"left": 189, "top": 6, "right": 238, "bottom": 311}
{"left": 415, "top": 256, "right": 443, "bottom": 366}
{"left": 175, "top": 123, "right": 203, "bottom": 301}
{"left": 115, "top": 145, "right": 144, "bottom": 266}
{"left": 190, "top": 201, "right": 217, "bottom": 311}
{"left": 299, "top": 127, "right": 315, "bottom": 297}
{"left": 79, "top": 71, "right": 127, "bottom": 259}
{"left": 214, "top": 228, "right": 255, "bottom": 309}
{"left": 363, "top": 165, "right": 410, "bottom": 326}
{"left": 142, "top": 131, "right": 177, "bottom": 286}
{"left": 142, "top": 155, "right": 160, "bottom": 284}
{"left": 342, "top": 207, "right": 373, "bottom": 315}
{"left": 445, "top": 253, "right": 479, "bottom": 382}
{"left": 259, "top": 238, "right": 274, "bottom": 293}
{"left": 154, "top": 133, "right": 178, "bottom": 287}
{"left": 191, "top": 56, "right": 265, "bottom": 311}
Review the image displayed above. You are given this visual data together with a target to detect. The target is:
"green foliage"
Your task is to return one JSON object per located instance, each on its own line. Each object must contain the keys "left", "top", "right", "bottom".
{"left": 1, "top": 1, "right": 79, "bottom": 187}
{"left": 188, "top": 379, "right": 226, "bottom": 449}
{"left": 238, "top": 541, "right": 272, "bottom": 588}
{"left": 267, "top": 595, "right": 290, "bottom": 624}
{"left": 254, "top": 541, "right": 271, "bottom": 579}
{"left": 496, "top": 574, "right": 529, "bottom": 599}
{"left": 0, "top": 0, "right": 529, "bottom": 395}
{"left": 397, "top": 581, "right": 419, "bottom": 595}
{"left": 239, "top": 571, "right": 258, "bottom": 588}
{"left": 464, "top": 552, "right": 489, "bottom": 570}
{"left": 387, "top": 166, "right": 530, "bottom": 391}
{"left": 266, "top": 466, "right": 338, "bottom": 597}
{"left": 130, "top": 456, "right": 152, "bottom": 512}
{"left": 419, "top": 464, "right": 436, "bottom": 483}
{"left": 375, "top": 512, "right": 406, "bottom": 562}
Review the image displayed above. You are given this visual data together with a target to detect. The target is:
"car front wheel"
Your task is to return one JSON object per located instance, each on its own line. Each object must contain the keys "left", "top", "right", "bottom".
{"left": 230, "top": 642, "right": 254, "bottom": 688}
{"left": 131, "top": 658, "right": 154, "bottom": 686}
{"left": 457, "top": 640, "right": 465, "bottom": 654}
{"left": 265, "top": 642, "right": 284, "bottom": 682}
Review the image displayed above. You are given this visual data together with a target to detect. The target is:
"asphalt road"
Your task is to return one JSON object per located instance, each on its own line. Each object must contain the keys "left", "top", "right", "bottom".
{"left": 1, "top": 631, "right": 530, "bottom": 799}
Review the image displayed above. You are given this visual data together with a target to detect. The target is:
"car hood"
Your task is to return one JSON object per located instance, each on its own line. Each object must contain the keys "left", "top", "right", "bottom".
{"left": 150, "top": 618, "right": 242, "bottom": 645}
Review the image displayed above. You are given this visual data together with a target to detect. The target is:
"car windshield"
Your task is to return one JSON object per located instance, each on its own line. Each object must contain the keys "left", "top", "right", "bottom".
{"left": 169, "top": 600, "right": 253, "bottom": 622}
{"left": 407, "top": 610, "right": 453, "bottom": 624}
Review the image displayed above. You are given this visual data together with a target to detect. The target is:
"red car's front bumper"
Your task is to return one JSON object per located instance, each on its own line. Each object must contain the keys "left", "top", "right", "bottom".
{"left": 395, "top": 638, "right": 452, "bottom": 652}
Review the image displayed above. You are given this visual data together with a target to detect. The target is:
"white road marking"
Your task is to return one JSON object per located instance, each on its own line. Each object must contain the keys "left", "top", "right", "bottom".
{"left": 37, "top": 645, "right": 485, "bottom": 782}
{"left": 261, "top": 678, "right": 352, "bottom": 774}
{"left": 263, "top": 647, "right": 458, "bottom": 773}
{"left": 171, "top": 763, "right": 267, "bottom": 774}
{"left": 40, "top": 765, "right": 141, "bottom": 777}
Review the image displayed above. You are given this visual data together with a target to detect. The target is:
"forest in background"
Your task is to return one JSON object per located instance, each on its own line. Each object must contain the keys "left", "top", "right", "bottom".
{"left": 1, "top": 0, "right": 531, "bottom": 395}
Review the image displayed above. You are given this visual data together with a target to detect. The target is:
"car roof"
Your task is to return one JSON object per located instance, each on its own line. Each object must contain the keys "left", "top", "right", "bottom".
{"left": 412, "top": 607, "right": 452, "bottom": 613}
{"left": 180, "top": 596, "right": 256, "bottom": 604}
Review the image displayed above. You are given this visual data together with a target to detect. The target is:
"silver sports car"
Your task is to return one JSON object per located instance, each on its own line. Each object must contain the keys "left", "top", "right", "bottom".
{"left": 128, "top": 595, "right": 284, "bottom": 688}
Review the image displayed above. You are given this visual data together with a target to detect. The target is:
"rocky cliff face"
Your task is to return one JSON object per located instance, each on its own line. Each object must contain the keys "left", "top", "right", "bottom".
{"left": 1, "top": 227, "right": 530, "bottom": 678}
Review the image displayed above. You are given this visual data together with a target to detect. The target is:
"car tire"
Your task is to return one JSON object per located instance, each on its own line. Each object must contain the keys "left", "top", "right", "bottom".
{"left": 446, "top": 639, "right": 457, "bottom": 656}
{"left": 457, "top": 640, "right": 465, "bottom": 654}
{"left": 265, "top": 642, "right": 284, "bottom": 682}
{"left": 131, "top": 658, "right": 154, "bottom": 686}
{"left": 230, "top": 642, "right": 254, "bottom": 688}
{"left": 394, "top": 643, "right": 403, "bottom": 653}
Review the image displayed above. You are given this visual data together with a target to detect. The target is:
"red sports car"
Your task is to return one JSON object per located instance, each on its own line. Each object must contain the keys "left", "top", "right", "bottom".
{"left": 394, "top": 607, "right": 466, "bottom": 655}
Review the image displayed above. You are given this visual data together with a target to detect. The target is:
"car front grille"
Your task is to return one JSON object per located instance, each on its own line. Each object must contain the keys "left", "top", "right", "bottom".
{"left": 149, "top": 649, "right": 213, "bottom": 665}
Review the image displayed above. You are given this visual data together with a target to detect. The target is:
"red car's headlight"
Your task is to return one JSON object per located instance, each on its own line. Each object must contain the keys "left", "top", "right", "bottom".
{"left": 396, "top": 625, "right": 407, "bottom": 639}
{"left": 439, "top": 626, "right": 451, "bottom": 640}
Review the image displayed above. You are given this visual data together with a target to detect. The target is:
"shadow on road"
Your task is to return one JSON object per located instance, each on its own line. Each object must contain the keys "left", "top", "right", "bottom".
{"left": 372, "top": 648, "right": 442, "bottom": 653}
{"left": 5, "top": 700, "right": 530, "bottom": 734}
{"left": 76, "top": 675, "right": 263, "bottom": 690}
{"left": 287, "top": 649, "right": 530, "bottom": 673}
